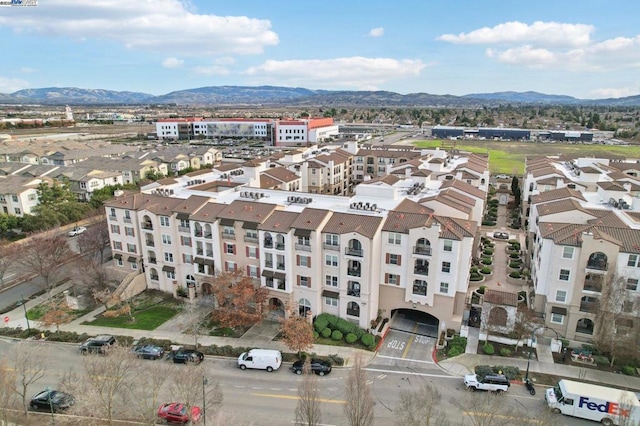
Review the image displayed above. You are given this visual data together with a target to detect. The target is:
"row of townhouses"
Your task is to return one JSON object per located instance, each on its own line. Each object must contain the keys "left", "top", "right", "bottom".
{"left": 104, "top": 149, "right": 489, "bottom": 332}
{"left": 524, "top": 156, "right": 640, "bottom": 342}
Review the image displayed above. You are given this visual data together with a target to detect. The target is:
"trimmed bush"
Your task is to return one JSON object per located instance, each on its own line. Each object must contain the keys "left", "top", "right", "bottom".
{"left": 594, "top": 355, "right": 610, "bottom": 367}
{"left": 480, "top": 266, "right": 492, "bottom": 274}
{"left": 508, "top": 261, "right": 522, "bottom": 268}
{"left": 474, "top": 365, "right": 494, "bottom": 380}
{"left": 622, "top": 365, "right": 636, "bottom": 376}
{"left": 313, "top": 331, "right": 319, "bottom": 339}
{"left": 447, "top": 347, "right": 462, "bottom": 357}
{"left": 482, "top": 343, "right": 495, "bottom": 355}
{"left": 321, "top": 327, "right": 332, "bottom": 338}
{"left": 327, "top": 354, "right": 345, "bottom": 366}
{"left": 509, "top": 271, "right": 522, "bottom": 279}
{"left": 482, "top": 221, "right": 496, "bottom": 226}
{"left": 326, "top": 314, "right": 339, "bottom": 327}
{"left": 337, "top": 318, "right": 355, "bottom": 335}
{"left": 361, "top": 333, "right": 375, "bottom": 348}
{"left": 354, "top": 327, "right": 365, "bottom": 339}
{"left": 314, "top": 317, "right": 329, "bottom": 333}
{"left": 500, "top": 348, "right": 512, "bottom": 357}
{"left": 477, "top": 285, "right": 487, "bottom": 294}
{"left": 481, "top": 258, "right": 492, "bottom": 265}
{"left": 483, "top": 249, "right": 494, "bottom": 256}
{"left": 331, "top": 330, "right": 343, "bottom": 341}
{"left": 345, "top": 333, "right": 358, "bottom": 344}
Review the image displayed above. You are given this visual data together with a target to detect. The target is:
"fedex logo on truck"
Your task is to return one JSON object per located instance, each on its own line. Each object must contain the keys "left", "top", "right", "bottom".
{"left": 578, "top": 397, "right": 631, "bottom": 417}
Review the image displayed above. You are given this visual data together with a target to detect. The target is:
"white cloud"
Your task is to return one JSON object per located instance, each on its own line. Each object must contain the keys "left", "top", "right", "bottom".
{"left": 486, "top": 46, "right": 559, "bottom": 66}
{"left": 439, "top": 21, "right": 593, "bottom": 48}
{"left": 0, "top": 77, "right": 30, "bottom": 93}
{"left": 0, "top": 0, "right": 279, "bottom": 56}
{"left": 590, "top": 84, "right": 640, "bottom": 99}
{"left": 244, "top": 57, "right": 427, "bottom": 90}
{"left": 162, "top": 57, "right": 184, "bottom": 68}
{"left": 368, "top": 27, "right": 384, "bottom": 37}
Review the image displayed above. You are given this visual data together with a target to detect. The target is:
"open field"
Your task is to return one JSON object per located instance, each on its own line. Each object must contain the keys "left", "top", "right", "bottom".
{"left": 413, "top": 140, "right": 640, "bottom": 175}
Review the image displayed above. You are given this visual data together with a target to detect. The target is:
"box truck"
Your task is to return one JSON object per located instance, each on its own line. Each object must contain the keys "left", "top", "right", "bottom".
{"left": 237, "top": 349, "right": 282, "bottom": 372}
{"left": 545, "top": 379, "right": 640, "bottom": 426}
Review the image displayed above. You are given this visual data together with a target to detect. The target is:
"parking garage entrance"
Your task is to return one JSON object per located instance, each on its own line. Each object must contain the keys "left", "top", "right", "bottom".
{"left": 389, "top": 308, "right": 440, "bottom": 338}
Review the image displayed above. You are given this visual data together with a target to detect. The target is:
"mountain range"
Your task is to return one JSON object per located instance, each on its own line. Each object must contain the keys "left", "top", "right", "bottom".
{"left": 1, "top": 86, "right": 640, "bottom": 107}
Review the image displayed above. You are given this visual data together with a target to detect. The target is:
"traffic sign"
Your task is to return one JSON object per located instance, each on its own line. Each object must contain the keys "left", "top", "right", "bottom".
{"left": 3, "top": 316, "right": 8, "bottom": 324}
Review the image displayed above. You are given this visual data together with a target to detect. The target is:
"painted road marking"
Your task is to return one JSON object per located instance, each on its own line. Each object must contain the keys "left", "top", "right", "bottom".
{"left": 251, "top": 393, "right": 346, "bottom": 404}
{"left": 401, "top": 322, "right": 419, "bottom": 358}
{"left": 377, "top": 355, "right": 434, "bottom": 364}
{"left": 364, "top": 367, "right": 457, "bottom": 379}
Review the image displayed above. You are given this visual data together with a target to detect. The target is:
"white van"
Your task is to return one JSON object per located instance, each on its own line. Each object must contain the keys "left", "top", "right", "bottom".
{"left": 238, "top": 349, "right": 282, "bottom": 372}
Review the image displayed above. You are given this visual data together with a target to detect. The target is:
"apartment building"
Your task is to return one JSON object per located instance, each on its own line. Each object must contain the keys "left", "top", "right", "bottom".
{"left": 0, "top": 175, "right": 52, "bottom": 216}
{"left": 299, "top": 149, "right": 353, "bottom": 195}
{"left": 104, "top": 159, "right": 483, "bottom": 332}
{"left": 526, "top": 156, "right": 640, "bottom": 342}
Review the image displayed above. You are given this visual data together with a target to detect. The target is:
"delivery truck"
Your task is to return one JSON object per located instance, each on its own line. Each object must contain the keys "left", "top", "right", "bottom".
{"left": 545, "top": 379, "right": 640, "bottom": 426}
{"left": 237, "top": 349, "right": 282, "bottom": 372}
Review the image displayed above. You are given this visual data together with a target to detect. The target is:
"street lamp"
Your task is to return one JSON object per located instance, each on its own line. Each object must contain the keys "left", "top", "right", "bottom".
{"left": 16, "top": 295, "right": 31, "bottom": 336}
{"left": 202, "top": 375, "right": 208, "bottom": 426}
{"left": 524, "top": 326, "right": 562, "bottom": 381}
{"left": 46, "top": 386, "right": 55, "bottom": 425}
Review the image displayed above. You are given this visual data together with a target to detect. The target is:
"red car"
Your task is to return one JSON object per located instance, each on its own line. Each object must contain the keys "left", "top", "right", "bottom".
{"left": 157, "top": 402, "right": 202, "bottom": 424}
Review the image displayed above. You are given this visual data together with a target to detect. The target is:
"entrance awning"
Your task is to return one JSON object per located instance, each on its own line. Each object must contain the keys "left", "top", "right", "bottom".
{"left": 127, "top": 256, "right": 137, "bottom": 262}
{"left": 322, "top": 290, "right": 339, "bottom": 299}
{"left": 273, "top": 272, "right": 286, "bottom": 281}
{"left": 162, "top": 265, "right": 175, "bottom": 272}
{"left": 194, "top": 257, "right": 205, "bottom": 264}
{"left": 551, "top": 306, "right": 567, "bottom": 316}
{"left": 261, "top": 270, "right": 274, "bottom": 278}
{"left": 113, "top": 253, "right": 122, "bottom": 260}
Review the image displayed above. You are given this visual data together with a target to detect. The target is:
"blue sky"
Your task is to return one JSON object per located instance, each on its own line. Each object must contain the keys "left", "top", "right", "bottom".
{"left": 1, "top": 0, "right": 639, "bottom": 99}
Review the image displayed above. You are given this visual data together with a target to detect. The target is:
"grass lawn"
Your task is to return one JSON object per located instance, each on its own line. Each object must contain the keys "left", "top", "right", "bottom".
{"left": 84, "top": 305, "right": 179, "bottom": 330}
{"left": 413, "top": 140, "right": 640, "bottom": 175}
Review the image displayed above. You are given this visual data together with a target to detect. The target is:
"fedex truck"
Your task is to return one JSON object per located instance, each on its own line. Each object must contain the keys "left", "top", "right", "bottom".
{"left": 545, "top": 379, "right": 640, "bottom": 426}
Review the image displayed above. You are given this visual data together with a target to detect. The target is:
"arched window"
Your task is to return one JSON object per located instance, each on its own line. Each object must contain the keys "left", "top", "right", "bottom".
{"left": 347, "top": 302, "right": 360, "bottom": 317}
{"left": 587, "top": 252, "right": 607, "bottom": 271}
{"left": 186, "top": 275, "right": 196, "bottom": 288}
{"left": 576, "top": 318, "right": 594, "bottom": 335}
{"left": 415, "top": 238, "right": 431, "bottom": 255}
{"left": 194, "top": 222, "right": 203, "bottom": 237}
{"left": 264, "top": 232, "right": 273, "bottom": 248}
{"left": 204, "top": 224, "right": 212, "bottom": 239}
{"left": 347, "top": 239, "right": 363, "bottom": 257}
{"left": 276, "top": 234, "right": 285, "bottom": 250}
{"left": 298, "top": 298, "right": 311, "bottom": 316}
{"left": 149, "top": 268, "right": 159, "bottom": 281}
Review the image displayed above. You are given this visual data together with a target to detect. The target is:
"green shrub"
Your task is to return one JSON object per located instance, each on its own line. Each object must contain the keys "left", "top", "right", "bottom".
{"left": 509, "top": 271, "right": 522, "bottom": 279}
{"left": 508, "top": 261, "right": 522, "bottom": 268}
{"left": 477, "top": 285, "right": 487, "bottom": 294}
{"left": 594, "top": 355, "right": 610, "bottom": 367}
{"left": 336, "top": 318, "right": 355, "bottom": 335}
{"left": 482, "top": 221, "right": 496, "bottom": 226}
{"left": 313, "top": 331, "right": 319, "bottom": 339}
{"left": 314, "top": 317, "right": 328, "bottom": 333}
{"left": 321, "top": 327, "right": 332, "bottom": 338}
{"left": 483, "top": 249, "right": 494, "bottom": 256}
{"left": 482, "top": 343, "right": 495, "bottom": 355}
{"left": 361, "top": 333, "right": 375, "bottom": 348}
{"left": 500, "top": 348, "right": 512, "bottom": 357}
{"left": 470, "top": 273, "right": 484, "bottom": 281}
{"left": 327, "top": 353, "right": 345, "bottom": 366}
{"left": 481, "top": 257, "right": 492, "bottom": 265}
{"left": 480, "top": 266, "right": 492, "bottom": 274}
{"left": 345, "top": 333, "right": 358, "bottom": 344}
{"left": 354, "top": 327, "right": 365, "bottom": 339}
{"left": 474, "top": 365, "right": 494, "bottom": 380}
{"left": 622, "top": 365, "right": 636, "bottom": 376}
{"left": 447, "top": 347, "right": 462, "bottom": 357}
{"left": 497, "top": 366, "right": 520, "bottom": 380}
{"left": 331, "top": 330, "right": 343, "bottom": 341}
{"left": 326, "top": 314, "right": 339, "bottom": 327}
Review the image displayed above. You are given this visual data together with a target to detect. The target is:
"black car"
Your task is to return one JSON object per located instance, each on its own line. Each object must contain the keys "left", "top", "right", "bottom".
{"left": 171, "top": 349, "right": 204, "bottom": 364}
{"left": 30, "top": 389, "right": 75, "bottom": 412}
{"left": 79, "top": 335, "right": 116, "bottom": 355}
{"left": 133, "top": 344, "right": 165, "bottom": 360}
{"left": 291, "top": 359, "right": 332, "bottom": 376}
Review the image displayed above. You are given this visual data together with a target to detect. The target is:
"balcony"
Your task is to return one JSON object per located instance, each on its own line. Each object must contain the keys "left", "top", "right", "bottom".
{"left": 579, "top": 301, "right": 599, "bottom": 313}
{"left": 244, "top": 235, "right": 259, "bottom": 243}
{"left": 275, "top": 242, "right": 285, "bottom": 250}
{"left": 194, "top": 231, "right": 203, "bottom": 238}
{"left": 346, "top": 309, "right": 360, "bottom": 317}
{"left": 204, "top": 232, "right": 213, "bottom": 239}
{"left": 345, "top": 247, "right": 363, "bottom": 257}
{"left": 347, "top": 288, "right": 360, "bottom": 297}
{"left": 414, "top": 267, "right": 429, "bottom": 276}
{"left": 178, "top": 225, "right": 190, "bottom": 233}
{"left": 323, "top": 243, "right": 339, "bottom": 251}
{"left": 295, "top": 243, "right": 312, "bottom": 252}
{"left": 264, "top": 239, "right": 274, "bottom": 248}
{"left": 108, "top": 214, "right": 117, "bottom": 221}
{"left": 347, "top": 268, "right": 361, "bottom": 277}
{"left": 413, "top": 246, "right": 432, "bottom": 256}
{"left": 148, "top": 257, "right": 157, "bottom": 264}
{"left": 583, "top": 279, "right": 603, "bottom": 293}
{"left": 123, "top": 217, "right": 132, "bottom": 224}
{"left": 196, "top": 249, "right": 204, "bottom": 256}
{"left": 222, "top": 232, "right": 236, "bottom": 240}
{"left": 585, "top": 261, "right": 607, "bottom": 272}
{"left": 145, "top": 240, "right": 155, "bottom": 247}
{"left": 264, "top": 261, "right": 273, "bottom": 268}
{"left": 277, "top": 263, "right": 285, "bottom": 270}
{"left": 142, "top": 222, "right": 153, "bottom": 230}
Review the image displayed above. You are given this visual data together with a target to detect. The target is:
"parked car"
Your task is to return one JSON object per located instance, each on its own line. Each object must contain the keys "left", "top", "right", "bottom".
{"left": 79, "top": 335, "right": 116, "bottom": 355}
{"left": 464, "top": 374, "right": 510, "bottom": 393}
{"left": 170, "top": 349, "right": 204, "bottom": 364}
{"left": 157, "top": 402, "right": 201, "bottom": 424}
{"left": 493, "top": 232, "right": 510, "bottom": 240}
{"left": 291, "top": 359, "right": 332, "bottom": 376}
{"left": 133, "top": 344, "right": 165, "bottom": 360}
{"left": 30, "top": 389, "right": 75, "bottom": 412}
{"left": 67, "top": 226, "right": 87, "bottom": 237}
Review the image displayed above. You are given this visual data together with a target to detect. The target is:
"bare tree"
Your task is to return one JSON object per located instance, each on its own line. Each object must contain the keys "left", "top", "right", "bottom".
{"left": 17, "top": 232, "right": 73, "bottom": 298}
{"left": 280, "top": 301, "right": 315, "bottom": 354}
{"left": 394, "top": 381, "right": 448, "bottom": 426}
{"left": 343, "top": 354, "right": 374, "bottom": 426}
{"left": 5, "top": 341, "right": 49, "bottom": 419}
{"left": 295, "top": 361, "right": 322, "bottom": 426}
{"left": 169, "top": 364, "right": 223, "bottom": 423}
{"left": 128, "top": 360, "right": 173, "bottom": 424}
{"left": 0, "top": 356, "right": 18, "bottom": 425}
{"left": 77, "top": 218, "right": 110, "bottom": 263}
{"left": 71, "top": 256, "right": 117, "bottom": 300}
{"left": 80, "top": 344, "right": 138, "bottom": 425}
{"left": 0, "top": 242, "right": 18, "bottom": 288}
{"left": 593, "top": 275, "right": 640, "bottom": 366}
{"left": 183, "top": 296, "right": 215, "bottom": 347}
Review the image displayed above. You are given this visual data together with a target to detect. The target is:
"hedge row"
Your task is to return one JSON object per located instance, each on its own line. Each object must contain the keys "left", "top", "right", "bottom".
{"left": 314, "top": 313, "right": 377, "bottom": 349}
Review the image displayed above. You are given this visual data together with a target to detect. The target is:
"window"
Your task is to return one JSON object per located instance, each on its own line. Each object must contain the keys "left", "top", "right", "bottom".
{"left": 13, "top": 208, "right": 21, "bottom": 215}
{"left": 562, "top": 246, "right": 574, "bottom": 259}
{"left": 162, "top": 234, "right": 172, "bottom": 245}
{"left": 248, "top": 265, "right": 259, "bottom": 278}
{"left": 628, "top": 254, "right": 640, "bottom": 267}
{"left": 247, "top": 246, "right": 258, "bottom": 259}
{"left": 441, "top": 262, "right": 451, "bottom": 273}
{"left": 130, "top": 261, "right": 138, "bottom": 270}
{"left": 413, "top": 280, "right": 427, "bottom": 296}
{"left": 183, "top": 254, "right": 193, "bottom": 264}
{"left": 125, "top": 227, "right": 135, "bottom": 237}
{"left": 627, "top": 278, "right": 639, "bottom": 291}
{"left": 166, "top": 270, "right": 175, "bottom": 279}
{"left": 224, "top": 243, "right": 235, "bottom": 255}
{"left": 387, "top": 254, "right": 401, "bottom": 266}
{"left": 559, "top": 269, "right": 570, "bottom": 281}
{"left": 28, "top": 193, "right": 36, "bottom": 201}
{"left": 11, "top": 195, "right": 18, "bottom": 202}
{"left": 116, "top": 257, "right": 123, "bottom": 267}
{"left": 440, "top": 282, "right": 449, "bottom": 294}
{"left": 181, "top": 236, "right": 192, "bottom": 247}
{"left": 443, "top": 240, "right": 453, "bottom": 252}
{"left": 325, "top": 275, "right": 338, "bottom": 287}
{"left": 325, "top": 297, "right": 338, "bottom": 307}
{"left": 179, "top": 219, "right": 190, "bottom": 229}
{"left": 222, "top": 226, "right": 235, "bottom": 236}
{"left": 388, "top": 232, "right": 402, "bottom": 245}
{"left": 550, "top": 313, "right": 564, "bottom": 324}
{"left": 555, "top": 290, "right": 567, "bottom": 303}
{"left": 224, "top": 261, "right": 236, "bottom": 272}
{"left": 325, "top": 255, "right": 338, "bottom": 267}
{"left": 297, "top": 236, "right": 310, "bottom": 246}
{"left": 246, "top": 230, "right": 258, "bottom": 240}
{"left": 164, "top": 252, "right": 174, "bottom": 263}
{"left": 325, "top": 234, "right": 339, "bottom": 246}
{"left": 110, "top": 224, "right": 120, "bottom": 234}
{"left": 127, "top": 243, "right": 136, "bottom": 253}
{"left": 124, "top": 210, "right": 131, "bottom": 220}
{"left": 298, "top": 276, "right": 311, "bottom": 288}
{"left": 160, "top": 216, "right": 170, "bottom": 227}
{"left": 385, "top": 273, "right": 400, "bottom": 286}
{"left": 298, "top": 256, "right": 311, "bottom": 267}
{"left": 109, "top": 208, "right": 116, "bottom": 218}
{"left": 113, "top": 241, "right": 122, "bottom": 250}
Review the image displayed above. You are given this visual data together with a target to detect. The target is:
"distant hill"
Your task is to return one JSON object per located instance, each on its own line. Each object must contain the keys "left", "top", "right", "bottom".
{"left": 1, "top": 85, "right": 640, "bottom": 107}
